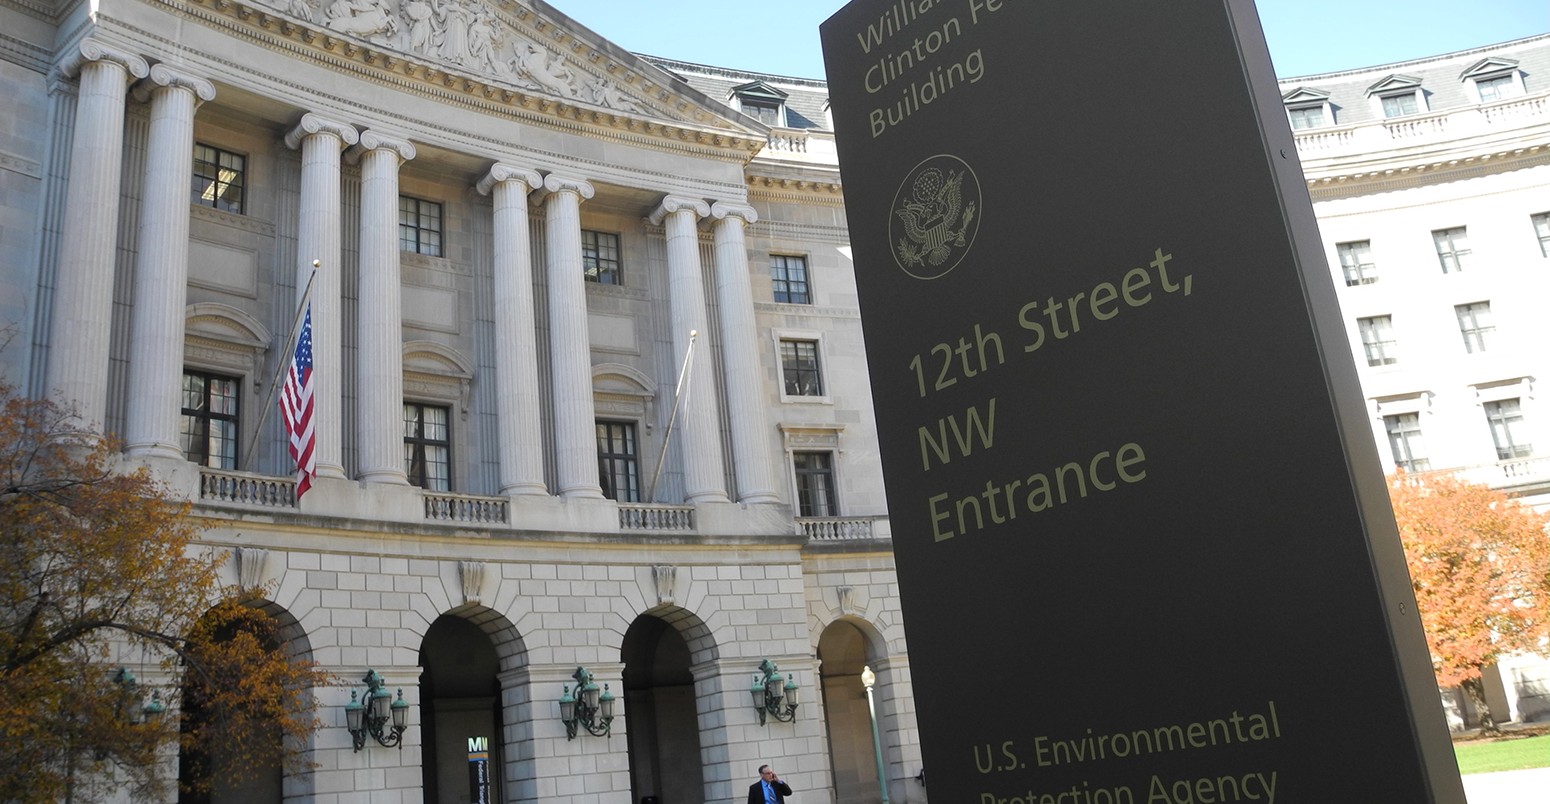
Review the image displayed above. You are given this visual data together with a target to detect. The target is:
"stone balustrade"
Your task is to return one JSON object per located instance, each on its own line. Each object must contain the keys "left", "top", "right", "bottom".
{"left": 424, "top": 491, "right": 509, "bottom": 524}
{"left": 1292, "top": 89, "right": 1550, "bottom": 172}
{"left": 618, "top": 503, "right": 695, "bottom": 531}
{"left": 199, "top": 467, "right": 297, "bottom": 508}
{"left": 799, "top": 516, "right": 879, "bottom": 541}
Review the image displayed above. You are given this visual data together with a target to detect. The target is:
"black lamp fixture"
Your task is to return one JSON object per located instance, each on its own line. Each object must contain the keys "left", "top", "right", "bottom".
{"left": 750, "top": 658, "right": 798, "bottom": 725}
{"left": 558, "top": 666, "right": 615, "bottom": 740}
{"left": 344, "top": 669, "right": 409, "bottom": 751}
{"left": 111, "top": 667, "right": 166, "bottom": 725}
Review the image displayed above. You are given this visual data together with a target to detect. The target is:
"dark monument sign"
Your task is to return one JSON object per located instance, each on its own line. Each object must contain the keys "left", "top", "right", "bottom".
{"left": 820, "top": 1, "right": 1464, "bottom": 801}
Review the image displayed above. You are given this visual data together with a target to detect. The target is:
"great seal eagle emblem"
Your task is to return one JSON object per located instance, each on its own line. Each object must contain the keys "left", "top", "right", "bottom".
{"left": 889, "top": 154, "right": 981, "bottom": 280}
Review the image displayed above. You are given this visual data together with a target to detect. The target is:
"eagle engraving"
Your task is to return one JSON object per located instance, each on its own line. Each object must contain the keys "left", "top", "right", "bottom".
{"left": 895, "top": 167, "right": 977, "bottom": 269}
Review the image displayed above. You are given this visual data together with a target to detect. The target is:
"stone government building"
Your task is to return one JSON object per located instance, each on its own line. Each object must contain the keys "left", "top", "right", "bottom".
{"left": 2, "top": 0, "right": 1549, "bottom": 798}
{"left": 1, "top": 0, "right": 920, "bottom": 801}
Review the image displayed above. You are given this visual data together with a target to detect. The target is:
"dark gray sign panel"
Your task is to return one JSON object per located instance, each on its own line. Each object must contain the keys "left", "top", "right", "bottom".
{"left": 820, "top": 1, "right": 1464, "bottom": 801}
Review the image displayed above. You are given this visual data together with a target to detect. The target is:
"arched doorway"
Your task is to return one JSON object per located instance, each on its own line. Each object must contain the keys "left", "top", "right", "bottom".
{"left": 622, "top": 613, "right": 704, "bottom": 803}
{"left": 177, "top": 601, "right": 308, "bottom": 803}
{"left": 818, "top": 620, "right": 882, "bottom": 804}
{"left": 420, "top": 614, "right": 505, "bottom": 804}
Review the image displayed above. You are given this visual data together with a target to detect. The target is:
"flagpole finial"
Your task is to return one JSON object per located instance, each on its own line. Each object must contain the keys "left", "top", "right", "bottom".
{"left": 689, "top": 329, "right": 698, "bottom": 339}
{"left": 312, "top": 259, "right": 321, "bottom": 268}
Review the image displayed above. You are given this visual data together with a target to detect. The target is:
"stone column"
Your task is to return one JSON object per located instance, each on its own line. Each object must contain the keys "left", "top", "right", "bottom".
{"left": 283, "top": 114, "right": 358, "bottom": 481}
{"left": 351, "top": 130, "right": 415, "bottom": 485}
{"left": 123, "top": 66, "right": 215, "bottom": 460}
{"left": 47, "top": 39, "right": 148, "bottom": 426}
{"left": 476, "top": 164, "right": 548, "bottom": 496}
{"left": 539, "top": 174, "right": 604, "bottom": 499}
{"left": 649, "top": 197, "right": 728, "bottom": 504}
{"left": 710, "top": 203, "right": 781, "bottom": 504}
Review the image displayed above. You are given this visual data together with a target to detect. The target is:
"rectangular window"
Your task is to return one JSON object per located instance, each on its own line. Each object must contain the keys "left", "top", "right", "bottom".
{"left": 191, "top": 144, "right": 245, "bottom": 214}
{"left": 780, "top": 339, "right": 823, "bottom": 396}
{"left": 582, "top": 230, "right": 622, "bottom": 285}
{"left": 1381, "top": 93, "right": 1418, "bottom": 118}
{"left": 1475, "top": 74, "right": 1515, "bottom": 103}
{"left": 1455, "top": 302, "right": 1494, "bottom": 354}
{"left": 771, "top": 255, "right": 811, "bottom": 304}
{"left": 596, "top": 421, "right": 640, "bottom": 502}
{"left": 404, "top": 403, "right": 451, "bottom": 491}
{"left": 1357, "top": 316, "right": 1398, "bottom": 366}
{"left": 399, "top": 196, "right": 444, "bottom": 257}
{"left": 1384, "top": 413, "right": 1430, "bottom": 472}
{"left": 181, "top": 370, "right": 240, "bottom": 469}
{"left": 793, "top": 451, "right": 837, "bottom": 517}
{"left": 1288, "top": 106, "right": 1325, "bottom": 130}
{"left": 743, "top": 100, "right": 782, "bottom": 126}
{"left": 1337, "top": 241, "right": 1377, "bottom": 286}
{"left": 1533, "top": 212, "right": 1550, "bottom": 258}
{"left": 1432, "top": 227, "right": 1471, "bottom": 273}
{"left": 1484, "top": 399, "right": 1532, "bottom": 460}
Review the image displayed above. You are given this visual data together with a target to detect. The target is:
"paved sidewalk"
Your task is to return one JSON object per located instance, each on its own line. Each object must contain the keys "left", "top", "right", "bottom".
{"left": 1462, "top": 767, "right": 1550, "bottom": 803}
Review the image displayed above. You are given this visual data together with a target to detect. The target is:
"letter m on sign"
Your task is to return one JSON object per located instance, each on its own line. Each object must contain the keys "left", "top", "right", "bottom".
{"left": 468, "top": 736, "right": 488, "bottom": 753}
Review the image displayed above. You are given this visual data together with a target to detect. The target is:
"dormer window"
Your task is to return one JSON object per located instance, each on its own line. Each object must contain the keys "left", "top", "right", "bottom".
{"left": 1281, "top": 87, "right": 1333, "bottom": 130}
{"left": 1367, "top": 74, "right": 1426, "bottom": 119}
{"left": 730, "top": 80, "right": 789, "bottom": 127}
{"left": 1461, "top": 58, "right": 1524, "bottom": 103}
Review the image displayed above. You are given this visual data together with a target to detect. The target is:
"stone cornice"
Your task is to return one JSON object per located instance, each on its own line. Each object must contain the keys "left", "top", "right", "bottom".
{"left": 151, "top": 0, "right": 767, "bottom": 162}
{"left": 746, "top": 174, "right": 845, "bottom": 206}
{"left": 1305, "top": 141, "right": 1550, "bottom": 201}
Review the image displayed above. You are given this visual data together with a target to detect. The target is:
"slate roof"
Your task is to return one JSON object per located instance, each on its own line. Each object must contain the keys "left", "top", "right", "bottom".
{"left": 639, "top": 55, "right": 832, "bottom": 131}
{"left": 1275, "top": 33, "right": 1550, "bottom": 127}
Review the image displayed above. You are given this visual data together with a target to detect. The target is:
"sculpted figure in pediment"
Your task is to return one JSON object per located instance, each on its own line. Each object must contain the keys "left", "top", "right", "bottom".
{"left": 324, "top": 0, "right": 398, "bottom": 43}
{"left": 513, "top": 39, "right": 578, "bottom": 98}
{"left": 587, "top": 78, "right": 643, "bottom": 113}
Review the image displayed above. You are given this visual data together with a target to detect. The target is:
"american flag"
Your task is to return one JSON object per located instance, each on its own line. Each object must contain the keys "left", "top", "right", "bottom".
{"left": 280, "top": 304, "right": 316, "bottom": 498}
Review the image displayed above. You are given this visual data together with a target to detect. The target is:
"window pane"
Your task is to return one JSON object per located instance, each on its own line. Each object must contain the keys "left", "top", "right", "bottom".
{"left": 1288, "top": 106, "right": 1324, "bottom": 130}
{"left": 1532, "top": 213, "right": 1550, "bottom": 258}
{"left": 596, "top": 421, "right": 640, "bottom": 502}
{"left": 780, "top": 339, "right": 823, "bottom": 395}
{"left": 1337, "top": 241, "right": 1376, "bottom": 286}
{"left": 794, "top": 451, "right": 837, "bottom": 517}
{"left": 1432, "top": 227, "right": 1470, "bottom": 273}
{"left": 1455, "top": 302, "right": 1494, "bottom": 354}
{"left": 404, "top": 402, "right": 452, "bottom": 491}
{"left": 399, "top": 197, "right": 444, "bottom": 257}
{"left": 771, "top": 255, "right": 811, "bottom": 304}
{"left": 1484, "top": 399, "right": 1532, "bottom": 460}
{"left": 1384, "top": 413, "right": 1429, "bottom": 472}
{"left": 181, "top": 369, "right": 240, "bottom": 469}
{"left": 582, "top": 230, "right": 622, "bottom": 285}
{"left": 1357, "top": 316, "right": 1397, "bottom": 366}
{"left": 191, "top": 143, "right": 245, "bottom": 214}
{"left": 1382, "top": 93, "right": 1418, "bottom": 118}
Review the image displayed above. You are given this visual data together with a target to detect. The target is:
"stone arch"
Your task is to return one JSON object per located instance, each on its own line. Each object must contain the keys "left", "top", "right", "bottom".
{"left": 403, "top": 340, "right": 475, "bottom": 413}
{"left": 622, "top": 602, "right": 719, "bottom": 804}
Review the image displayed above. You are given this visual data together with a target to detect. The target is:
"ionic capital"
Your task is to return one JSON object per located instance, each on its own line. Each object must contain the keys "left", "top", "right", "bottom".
{"left": 648, "top": 195, "right": 711, "bottom": 226}
{"left": 536, "top": 173, "right": 595, "bottom": 203}
{"left": 132, "top": 64, "right": 216, "bottom": 104}
{"left": 476, "top": 163, "right": 542, "bottom": 196}
{"left": 60, "top": 38, "right": 149, "bottom": 82}
{"left": 348, "top": 130, "right": 416, "bottom": 164}
{"left": 284, "top": 112, "right": 360, "bottom": 150}
{"left": 709, "top": 201, "right": 758, "bottom": 226}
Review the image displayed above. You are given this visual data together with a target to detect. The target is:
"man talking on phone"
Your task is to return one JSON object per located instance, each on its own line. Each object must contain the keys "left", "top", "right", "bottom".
{"left": 748, "top": 764, "right": 793, "bottom": 804}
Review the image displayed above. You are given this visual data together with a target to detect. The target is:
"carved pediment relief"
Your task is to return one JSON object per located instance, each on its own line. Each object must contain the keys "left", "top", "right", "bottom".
{"left": 230, "top": 0, "right": 751, "bottom": 133}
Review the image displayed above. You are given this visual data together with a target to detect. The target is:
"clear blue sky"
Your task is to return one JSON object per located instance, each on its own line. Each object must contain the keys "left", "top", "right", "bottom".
{"left": 553, "top": 0, "right": 1547, "bottom": 80}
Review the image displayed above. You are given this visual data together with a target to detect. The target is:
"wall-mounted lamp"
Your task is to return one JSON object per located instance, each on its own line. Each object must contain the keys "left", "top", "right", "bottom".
{"left": 558, "top": 666, "right": 614, "bottom": 740}
{"left": 750, "top": 658, "right": 798, "bottom": 725}
{"left": 112, "top": 667, "right": 166, "bottom": 725}
{"left": 344, "top": 669, "right": 409, "bottom": 751}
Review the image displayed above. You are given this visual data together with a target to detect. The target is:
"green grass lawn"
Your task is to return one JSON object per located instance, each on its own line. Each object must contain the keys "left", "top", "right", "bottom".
{"left": 1454, "top": 734, "right": 1550, "bottom": 775}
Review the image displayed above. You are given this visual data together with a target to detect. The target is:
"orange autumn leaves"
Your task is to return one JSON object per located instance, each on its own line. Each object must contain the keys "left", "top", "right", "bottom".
{"left": 1388, "top": 473, "right": 1550, "bottom": 689}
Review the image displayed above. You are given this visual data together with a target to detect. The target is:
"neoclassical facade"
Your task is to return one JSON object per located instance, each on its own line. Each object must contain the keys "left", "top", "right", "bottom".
{"left": 0, "top": 0, "right": 921, "bottom": 802}
{"left": 1279, "top": 33, "right": 1550, "bottom": 729}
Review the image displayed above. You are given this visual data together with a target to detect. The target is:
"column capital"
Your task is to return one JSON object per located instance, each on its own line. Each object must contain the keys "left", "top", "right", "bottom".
{"left": 60, "top": 38, "right": 149, "bottom": 81}
{"left": 476, "top": 163, "right": 542, "bottom": 196}
{"left": 710, "top": 201, "right": 758, "bottom": 226}
{"left": 284, "top": 112, "right": 360, "bottom": 150}
{"left": 649, "top": 195, "right": 711, "bottom": 226}
{"left": 132, "top": 64, "right": 215, "bottom": 104}
{"left": 537, "top": 173, "right": 595, "bottom": 202}
{"left": 351, "top": 129, "right": 416, "bottom": 163}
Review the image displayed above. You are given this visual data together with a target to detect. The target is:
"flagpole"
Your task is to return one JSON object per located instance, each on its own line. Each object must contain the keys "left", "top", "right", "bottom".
{"left": 647, "top": 329, "right": 696, "bottom": 503}
{"left": 242, "top": 260, "right": 319, "bottom": 473}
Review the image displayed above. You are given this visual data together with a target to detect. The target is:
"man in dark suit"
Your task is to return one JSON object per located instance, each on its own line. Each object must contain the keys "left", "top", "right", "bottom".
{"left": 748, "top": 764, "right": 793, "bottom": 804}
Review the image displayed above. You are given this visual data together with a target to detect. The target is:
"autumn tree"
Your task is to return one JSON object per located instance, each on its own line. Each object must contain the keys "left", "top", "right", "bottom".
{"left": 0, "top": 379, "right": 327, "bottom": 802}
{"left": 1388, "top": 472, "right": 1550, "bottom": 735}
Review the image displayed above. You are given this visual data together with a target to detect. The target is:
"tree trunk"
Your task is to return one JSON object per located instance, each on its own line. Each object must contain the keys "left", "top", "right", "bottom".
{"left": 1462, "top": 676, "right": 1500, "bottom": 736}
